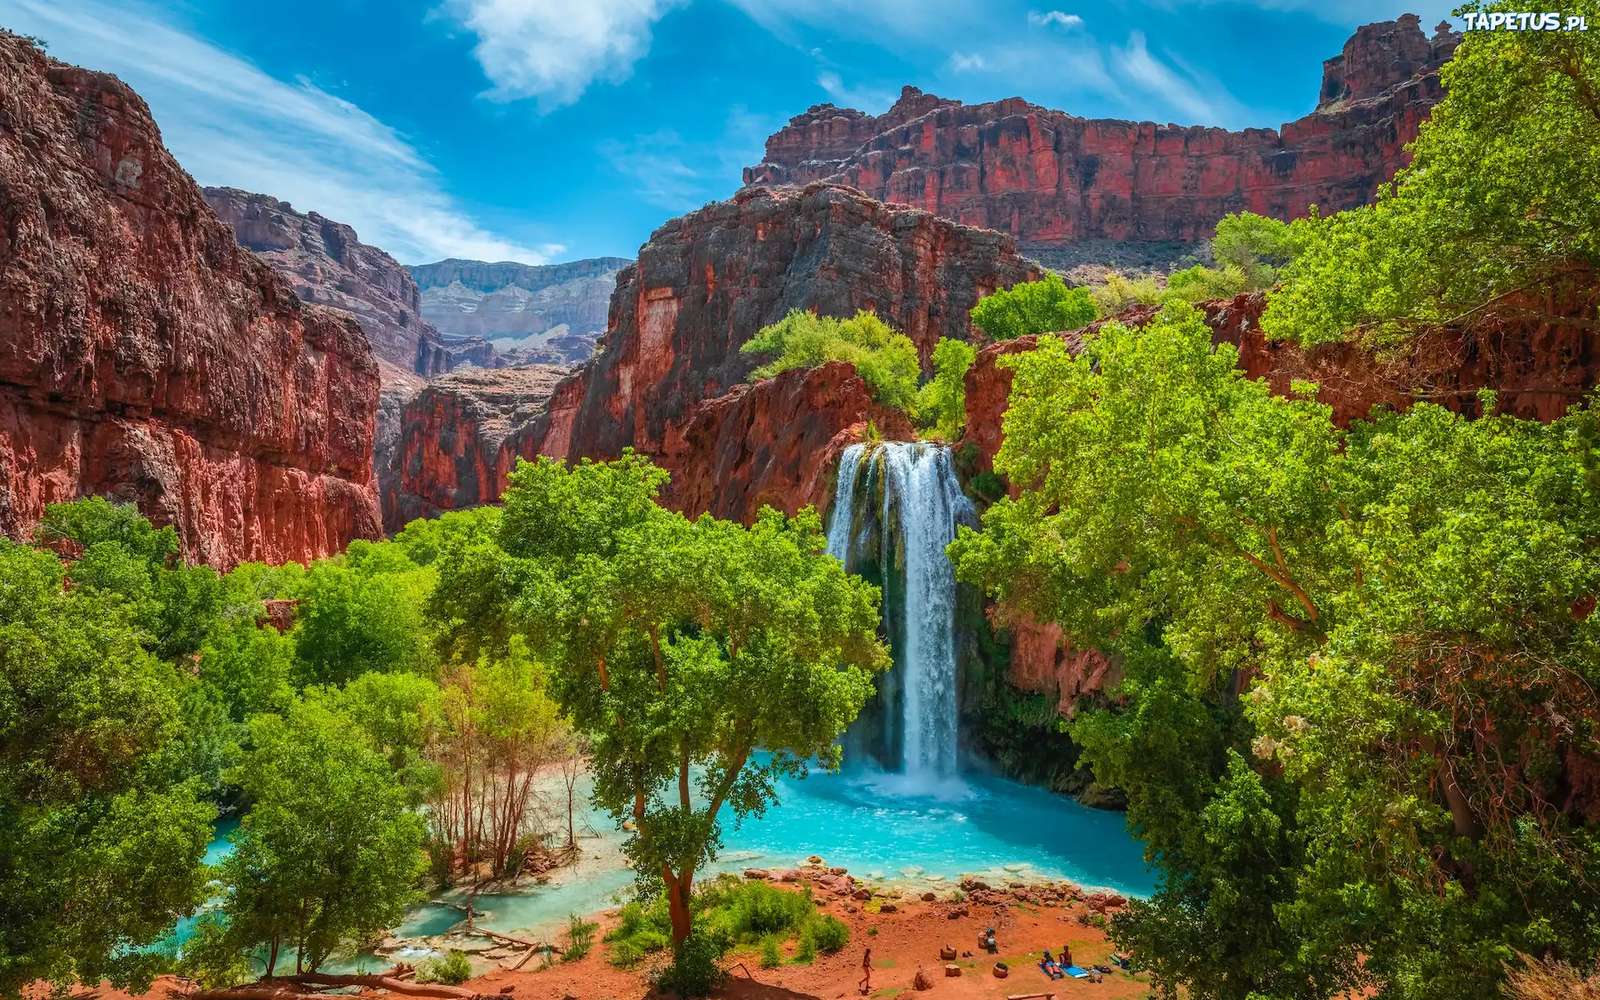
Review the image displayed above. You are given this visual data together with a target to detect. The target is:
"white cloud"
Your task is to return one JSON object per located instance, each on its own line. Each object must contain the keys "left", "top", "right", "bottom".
{"left": 1114, "top": 31, "right": 1224, "bottom": 125}
{"left": 816, "top": 71, "right": 898, "bottom": 113}
{"left": 442, "top": 0, "right": 683, "bottom": 110}
{"left": 948, "top": 52, "right": 987, "bottom": 73}
{"left": 7, "top": 0, "right": 558, "bottom": 265}
{"left": 1026, "top": 10, "right": 1084, "bottom": 28}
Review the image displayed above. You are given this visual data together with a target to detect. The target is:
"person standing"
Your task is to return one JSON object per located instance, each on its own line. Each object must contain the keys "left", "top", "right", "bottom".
{"left": 859, "top": 947, "right": 873, "bottom": 995}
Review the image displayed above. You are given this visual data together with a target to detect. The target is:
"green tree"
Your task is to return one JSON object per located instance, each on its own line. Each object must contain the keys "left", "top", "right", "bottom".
{"left": 212, "top": 696, "right": 427, "bottom": 975}
{"left": 970, "top": 273, "right": 1096, "bottom": 340}
{"left": 739, "top": 309, "right": 920, "bottom": 409}
{"left": 951, "top": 305, "right": 1600, "bottom": 999}
{"left": 1263, "top": 2, "right": 1600, "bottom": 345}
{"left": 292, "top": 557, "right": 434, "bottom": 686}
{"left": 0, "top": 539, "right": 215, "bottom": 995}
{"left": 913, "top": 337, "right": 977, "bottom": 440}
{"left": 1210, "top": 212, "right": 1302, "bottom": 289}
{"left": 492, "top": 455, "right": 888, "bottom": 953}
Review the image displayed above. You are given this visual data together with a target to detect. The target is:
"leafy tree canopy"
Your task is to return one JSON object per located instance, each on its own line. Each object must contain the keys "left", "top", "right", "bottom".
{"left": 912, "top": 337, "right": 977, "bottom": 440}
{"left": 951, "top": 304, "right": 1600, "bottom": 999}
{"left": 740, "top": 308, "right": 920, "bottom": 410}
{"left": 1264, "top": 1, "right": 1600, "bottom": 345}
{"left": 970, "top": 272, "right": 1096, "bottom": 341}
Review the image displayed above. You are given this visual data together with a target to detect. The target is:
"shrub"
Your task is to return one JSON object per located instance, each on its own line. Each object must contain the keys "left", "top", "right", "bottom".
{"left": 417, "top": 950, "right": 472, "bottom": 985}
{"left": 759, "top": 936, "right": 782, "bottom": 969}
{"left": 971, "top": 273, "right": 1097, "bottom": 340}
{"left": 793, "top": 930, "right": 817, "bottom": 964}
{"left": 726, "top": 881, "right": 814, "bottom": 938}
{"left": 805, "top": 914, "right": 850, "bottom": 954}
{"left": 740, "top": 309, "right": 920, "bottom": 410}
{"left": 652, "top": 929, "right": 730, "bottom": 998}
{"left": 565, "top": 913, "right": 599, "bottom": 962}
{"left": 912, "top": 337, "right": 977, "bottom": 440}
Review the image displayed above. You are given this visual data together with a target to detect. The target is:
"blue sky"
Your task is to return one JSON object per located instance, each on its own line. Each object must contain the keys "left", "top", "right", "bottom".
{"left": 5, "top": 0, "right": 1455, "bottom": 265}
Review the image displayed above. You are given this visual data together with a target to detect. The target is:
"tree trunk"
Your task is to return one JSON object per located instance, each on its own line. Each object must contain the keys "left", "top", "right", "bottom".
{"left": 664, "top": 867, "right": 694, "bottom": 948}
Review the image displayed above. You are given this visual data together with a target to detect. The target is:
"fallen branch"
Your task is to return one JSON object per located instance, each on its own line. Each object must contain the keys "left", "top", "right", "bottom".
{"left": 180, "top": 973, "right": 495, "bottom": 1000}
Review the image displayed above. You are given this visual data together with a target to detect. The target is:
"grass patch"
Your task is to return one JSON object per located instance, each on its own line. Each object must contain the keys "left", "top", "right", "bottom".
{"left": 604, "top": 876, "right": 851, "bottom": 969}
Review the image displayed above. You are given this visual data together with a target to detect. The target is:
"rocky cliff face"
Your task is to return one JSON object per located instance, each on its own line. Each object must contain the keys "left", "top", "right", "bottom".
{"left": 410, "top": 257, "right": 629, "bottom": 366}
{"left": 745, "top": 16, "right": 1458, "bottom": 262}
{"left": 203, "top": 186, "right": 452, "bottom": 376}
{"left": 0, "top": 34, "right": 382, "bottom": 567}
{"left": 381, "top": 183, "right": 1036, "bottom": 526}
{"left": 559, "top": 182, "right": 1038, "bottom": 468}
{"left": 386, "top": 364, "right": 569, "bottom": 529}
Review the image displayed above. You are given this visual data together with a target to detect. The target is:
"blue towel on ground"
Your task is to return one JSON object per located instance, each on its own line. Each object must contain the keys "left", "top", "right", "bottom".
{"left": 1065, "top": 965, "right": 1090, "bottom": 979}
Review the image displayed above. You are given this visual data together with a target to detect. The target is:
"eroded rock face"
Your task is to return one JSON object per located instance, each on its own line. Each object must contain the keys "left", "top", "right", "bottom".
{"left": 0, "top": 34, "right": 382, "bottom": 567}
{"left": 660, "top": 361, "right": 916, "bottom": 521}
{"left": 745, "top": 17, "right": 1459, "bottom": 256}
{"left": 410, "top": 257, "right": 630, "bottom": 366}
{"left": 203, "top": 186, "right": 452, "bottom": 376}
{"left": 561, "top": 182, "right": 1039, "bottom": 468}
{"left": 387, "top": 364, "right": 569, "bottom": 529}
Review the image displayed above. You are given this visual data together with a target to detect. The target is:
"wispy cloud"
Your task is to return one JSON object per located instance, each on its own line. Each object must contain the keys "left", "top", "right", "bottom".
{"left": 1027, "top": 10, "right": 1084, "bottom": 29}
{"left": 441, "top": 0, "right": 684, "bottom": 110}
{"left": 600, "top": 107, "right": 778, "bottom": 215}
{"left": 8, "top": 0, "right": 558, "bottom": 265}
{"left": 816, "top": 71, "right": 898, "bottom": 113}
{"left": 948, "top": 52, "right": 987, "bottom": 73}
{"left": 1115, "top": 30, "right": 1227, "bottom": 124}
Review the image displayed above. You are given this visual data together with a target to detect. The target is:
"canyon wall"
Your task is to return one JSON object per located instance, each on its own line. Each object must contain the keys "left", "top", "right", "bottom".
{"left": 0, "top": 34, "right": 381, "bottom": 567}
{"left": 745, "top": 15, "right": 1458, "bottom": 264}
{"left": 384, "top": 182, "right": 1037, "bottom": 525}
{"left": 410, "top": 257, "right": 630, "bottom": 366}
{"left": 202, "top": 186, "right": 458, "bottom": 376}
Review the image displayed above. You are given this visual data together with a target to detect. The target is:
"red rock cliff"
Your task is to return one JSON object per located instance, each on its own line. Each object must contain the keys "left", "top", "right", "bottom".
{"left": 745, "top": 16, "right": 1458, "bottom": 254}
{"left": 555, "top": 182, "right": 1039, "bottom": 468}
{"left": 382, "top": 182, "right": 1037, "bottom": 526}
{"left": 0, "top": 35, "right": 382, "bottom": 567}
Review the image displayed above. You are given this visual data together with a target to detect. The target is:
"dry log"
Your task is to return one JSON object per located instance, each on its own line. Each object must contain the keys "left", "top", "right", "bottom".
{"left": 180, "top": 973, "right": 495, "bottom": 1000}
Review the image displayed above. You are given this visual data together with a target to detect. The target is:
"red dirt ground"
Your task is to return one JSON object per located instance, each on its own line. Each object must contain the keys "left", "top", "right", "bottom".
{"left": 70, "top": 882, "right": 1149, "bottom": 1000}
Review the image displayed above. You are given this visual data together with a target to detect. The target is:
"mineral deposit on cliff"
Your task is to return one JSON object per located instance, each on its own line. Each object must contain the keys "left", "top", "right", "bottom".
{"left": 0, "top": 34, "right": 381, "bottom": 567}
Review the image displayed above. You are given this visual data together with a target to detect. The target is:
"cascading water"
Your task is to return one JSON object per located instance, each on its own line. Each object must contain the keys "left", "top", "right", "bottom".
{"left": 827, "top": 441, "right": 975, "bottom": 783}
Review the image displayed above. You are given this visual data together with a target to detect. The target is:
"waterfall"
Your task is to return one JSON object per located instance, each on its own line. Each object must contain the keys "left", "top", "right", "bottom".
{"left": 827, "top": 441, "right": 974, "bottom": 782}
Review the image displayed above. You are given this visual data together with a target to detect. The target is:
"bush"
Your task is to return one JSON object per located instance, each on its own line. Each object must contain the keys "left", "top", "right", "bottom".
{"left": 912, "top": 337, "right": 977, "bottom": 440}
{"left": 417, "top": 950, "right": 472, "bottom": 985}
{"left": 759, "top": 936, "right": 782, "bottom": 969}
{"left": 565, "top": 913, "right": 599, "bottom": 962}
{"left": 971, "top": 273, "right": 1097, "bottom": 340}
{"left": 725, "top": 881, "right": 814, "bottom": 938}
{"left": 652, "top": 929, "right": 729, "bottom": 998}
{"left": 740, "top": 309, "right": 920, "bottom": 410}
{"left": 793, "top": 930, "right": 817, "bottom": 964}
{"left": 805, "top": 914, "right": 850, "bottom": 954}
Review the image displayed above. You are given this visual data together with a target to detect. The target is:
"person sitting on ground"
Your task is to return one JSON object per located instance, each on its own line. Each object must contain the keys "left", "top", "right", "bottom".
{"left": 1059, "top": 943, "right": 1073, "bottom": 968}
{"left": 980, "top": 927, "right": 998, "bottom": 953}
{"left": 1038, "top": 950, "right": 1063, "bottom": 980}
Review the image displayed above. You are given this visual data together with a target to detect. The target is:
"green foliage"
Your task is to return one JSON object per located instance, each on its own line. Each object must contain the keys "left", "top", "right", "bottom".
{"left": 1086, "top": 271, "right": 1165, "bottom": 314}
{"left": 417, "top": 950, "right": 473, "bottom": 985}
{"left": 490, "top": 454, "right": 888, "bottom": 948}
{"left": 759, "top": 935, "right": 782, "bottom": 969}
{"left": 653, "top": 929, "right": 730, "bottom": 998}
{"left": 565, "top": 914, "right": 599, "bottom": 962}
{"left": 912, "top": 337, "right": 977, "bottom": 440}
{"left": 211, "top": 695, "right": 428, "bottom": 974}
{"left": 792, "top": 930, "right": 816, "bottom": 964}
{"left": 971, "top": 273, "right": 1096, "bottom": 340}
{"left": 603, "top": 878, "right": 826, "bottom": 969}
{"left": 804, "top": 914, "right": 850, "bottom": 954}
{"left": 740, "top": 309, "right": 920, "bottom": 410}
{"left": 291, "top": 553, "right": 435, "bottom": 686}
{"left": 0, "top": 526, "right": 217, "bottom": 996}
{"left": 35, "top": 495, "right": 179, "bottom": 566}
{"left": 950, "top": 304, "right": 1600, "bottom": 999}
{"left": 1264, "top": 3, "right": 1600, "bottom": 345}
{"left": 1210, "top": 211, "right": 1301, "bottom": 288}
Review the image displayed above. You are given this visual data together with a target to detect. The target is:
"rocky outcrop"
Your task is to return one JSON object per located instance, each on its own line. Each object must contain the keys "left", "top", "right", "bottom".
{"left": 745, "top": 16, "right": 1458, "bottom": 258}
{"left": 660, "top": 361, "right": 916, "bottom": 520}
{"left": 381, "top": 183, "right": 1035, "bottom": 526}
{"left": 0, "top": 33, "right": 381, "bottom": 567}
{"left": 387, "top": 364, "right": 569, "bottom": 529}
{"left": 203, "top": 186, "right": 452, "bottom": 375}
{"left": 558, "top": 182, "right": 1039, "bottom": 470}
{"left": 410, "top": 257, "right": 629, "bottom": 365}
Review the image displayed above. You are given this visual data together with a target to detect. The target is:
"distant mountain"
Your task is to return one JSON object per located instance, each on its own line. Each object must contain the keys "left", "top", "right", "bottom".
{"left": 409, "top": 257, "right": 630, "bottom": 366}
